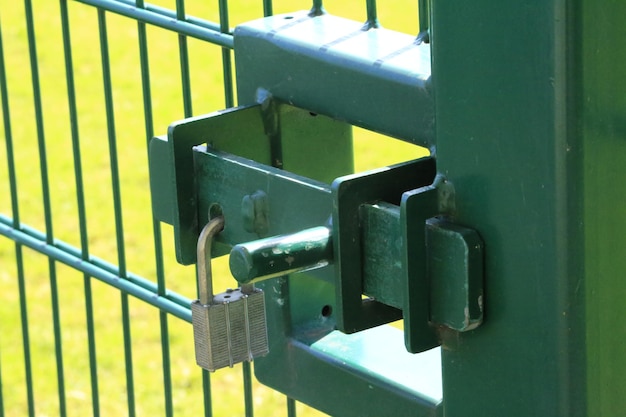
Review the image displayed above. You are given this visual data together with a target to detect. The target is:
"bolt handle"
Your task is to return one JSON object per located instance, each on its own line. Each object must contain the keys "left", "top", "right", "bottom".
{"left": 229, "top": 226, "right": 333, "bottom": 284}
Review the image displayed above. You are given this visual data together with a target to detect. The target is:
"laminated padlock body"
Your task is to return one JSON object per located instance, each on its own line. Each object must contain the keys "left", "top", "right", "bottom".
{"left": 191, "top": 216, "right": 269, "bottom": 372}
{"left": 192, "top": 288, "right": 268, "bottom": 371}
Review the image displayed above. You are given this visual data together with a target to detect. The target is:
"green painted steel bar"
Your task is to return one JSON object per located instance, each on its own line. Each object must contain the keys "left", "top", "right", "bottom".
{"left": 46, "top": 259, "right": 65, "bottom": 416}
{"left": 24, "top": 0, "right": 68, "bottom": 415}
{"left": 201, "top": 370, "right": 212, "bottom": 417}
{"left": 120, "top": 297, "right": 135, "bottom": 416}
{"left": 0, "top": 218, "right": 193, "bottom": 322}
{"left": 176, "top": 0, "right": 193, "bottom": 118}
{"left": 364, "top": 0, "right": 379, "bottom": 29}
{"left": 0, "top": 18, "right": 34, "bottom": 417}
{"left": 263, "top": 0, "right": 272, "bottom": 17}
{"left": 24, "top": 0, "right": 53, "bottom": 245}
{"left": 417, "top": 0, "right": 429, "bottom": 41}
{"left": 96, "top": 9, "right": 136, "bottom": 416}
{"left": 135, "top": 0, "right": 175, "bottom": 412}
{"left": 74, "top": 0, "right": 233, "bottom": 48}
{"left": 170, "top": 0, "right": 216, "bottom": 411}
{"left": 81, "top": 274, "right": 100, "bottom": 417}
{"left": 218, "top": 0, "right": 234, "bottom": 108}
{"left": 430, "top": 0, "right": 626, "bottom": 415}
{"left": 0, "top": 19, "right": 19, "bottom": 239}
{"left": 310, "top": 0, "right": 324, "bottom": 16}
{"left": 243, "top": 362, "right": 254, "bottom": 417}
{"left": 0, "top": 215, "right": 192, "bottom": 309}
{"left": 14, "top": 246, "right": 32, "bottom": 417}
{"left": 286, "top": 398, "right": 296, "bottom": 417}
{"left": 58, "top": 2, "right": 102, "bottom": 415}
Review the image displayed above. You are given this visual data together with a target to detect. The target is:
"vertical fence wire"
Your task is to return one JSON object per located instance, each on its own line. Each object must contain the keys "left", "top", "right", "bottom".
{"left": 263, "top": 0, "right": 272, "bottom": 17}
{"left": 176, "top": 0, "right": 193, "bottom": 117}
{"left": 23, "top": 1, "right": 69, "bottom": 415}
{"left": 218, "top": 0, "right": 250, "bottom": 412}
{"left": 58, "top": 1, "right": 102, "bottom": 415}
{"left": 97, "top": 8, "right": 137, "bottom": 417}
{"left": 417, "top": 0, "right": 429, "bottom": 43}
{"left": 310, "top": 0, "right": 324, "bottom": 16}
{"left": 243, "top": 361, "right": 254, "bottom": 417}
{"left": 171, "top": 0, "right": 213, "bottom": 414}
{"left": 135, "top": 0, "right": 175, "bottom": 414}
{"left": 1, "top": 104, "right": 35, "bottom": 417}
{"left": 13, "top": 248, "right": 32, "bottom": 417}
{"left": 202, "top": 369, "right": 213, "bottom": 417}
{"left": 364, "top": 0, "right": 379, "bottom": 29}
{"left": 287, "top": 398, "right": 297, "bottom": 417}
{"left": 0, "top": 20, "right": 26, "bottom": 417}
{"left": 218, "top": 0, "right": 234, "bottom": 108}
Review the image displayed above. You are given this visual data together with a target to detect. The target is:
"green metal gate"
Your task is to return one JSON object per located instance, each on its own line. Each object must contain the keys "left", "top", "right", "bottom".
{"left": 1, "top": 0, "right": 625, "bottom": 416}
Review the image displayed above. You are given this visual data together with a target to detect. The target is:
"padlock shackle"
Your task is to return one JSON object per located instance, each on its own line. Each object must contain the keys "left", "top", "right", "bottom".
{"left": 197, "top": 216, "right": 225, "bottom": 304}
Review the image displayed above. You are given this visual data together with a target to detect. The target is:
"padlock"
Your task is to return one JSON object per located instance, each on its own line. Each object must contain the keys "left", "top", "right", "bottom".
{"left": 191, "top": 216, "right": 269, "bottom": 372}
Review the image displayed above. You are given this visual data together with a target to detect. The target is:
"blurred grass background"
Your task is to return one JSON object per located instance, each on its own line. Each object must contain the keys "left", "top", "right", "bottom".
{"left": 0, "top": 1, "right": 426, "bottom": 416}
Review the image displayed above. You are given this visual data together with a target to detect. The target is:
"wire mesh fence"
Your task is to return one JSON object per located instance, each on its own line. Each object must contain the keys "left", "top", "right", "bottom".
{"left": 0, "top": 1, "right": 424, "bottom": 416}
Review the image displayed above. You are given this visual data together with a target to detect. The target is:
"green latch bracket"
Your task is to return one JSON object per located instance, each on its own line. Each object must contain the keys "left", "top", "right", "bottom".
{"left": 332, "top": 157, "right": 439, "bottom": 353}
{"left": 149, "top": 101, "right": 484, "bottom": 338}
{"left": 149, "top": 103, "right": 353, "bottom": 264}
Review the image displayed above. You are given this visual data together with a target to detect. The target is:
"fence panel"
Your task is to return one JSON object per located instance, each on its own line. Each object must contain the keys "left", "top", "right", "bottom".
{"left": 0, "top": 1, "right": 425, "bottom": 416}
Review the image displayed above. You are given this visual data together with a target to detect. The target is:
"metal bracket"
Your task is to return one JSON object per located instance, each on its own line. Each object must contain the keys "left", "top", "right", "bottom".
{"left": 148, "top": 100, "right": 484, "bottom": 343}
{"left": 149, "top": 103, "right": 353, "bottom": 264}
{"left": 331, "top": 157, "right": 437, "bottom": 350}
{"left": 148, "top": 10, "right": 485, "bottom": 416}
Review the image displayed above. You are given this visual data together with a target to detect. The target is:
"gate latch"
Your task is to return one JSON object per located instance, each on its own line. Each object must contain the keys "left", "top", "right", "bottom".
{"left": 149, "top": 103, "right": 484, "bottom": 353}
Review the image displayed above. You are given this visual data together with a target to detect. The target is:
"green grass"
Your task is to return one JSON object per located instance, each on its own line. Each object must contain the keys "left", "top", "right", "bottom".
{"left": 0, "top": 1, "right": 426, "bottom": 416}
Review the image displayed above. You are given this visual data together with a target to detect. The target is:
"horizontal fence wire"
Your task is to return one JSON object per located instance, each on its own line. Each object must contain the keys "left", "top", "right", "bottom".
{"left": 75, "top": 0, "right": 233, "bottom": 47}
{"left": 0, "top": 215, "right": 193, "bottom": 322}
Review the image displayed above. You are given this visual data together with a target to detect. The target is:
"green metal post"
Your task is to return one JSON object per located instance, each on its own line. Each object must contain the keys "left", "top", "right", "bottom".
{"left": 432, "top": 0, "right": 625, "bottom": 415}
